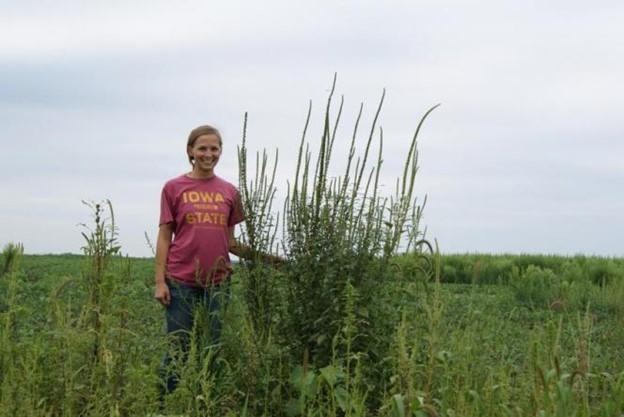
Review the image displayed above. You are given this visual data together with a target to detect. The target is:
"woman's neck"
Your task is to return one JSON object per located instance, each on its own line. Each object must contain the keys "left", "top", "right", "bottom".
{"left": 188, "top": 167, "right": 215, "bottom": 179}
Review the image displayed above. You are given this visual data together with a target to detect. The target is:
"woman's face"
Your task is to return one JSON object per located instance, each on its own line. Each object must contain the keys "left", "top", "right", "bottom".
{"left": 188, "top": 134, "right": 222, "bottom": 173}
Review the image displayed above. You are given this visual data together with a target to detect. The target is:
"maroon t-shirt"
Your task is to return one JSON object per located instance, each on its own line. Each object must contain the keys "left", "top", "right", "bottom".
{"left": 159, "top": 174, "right": 244, "bottom": 287}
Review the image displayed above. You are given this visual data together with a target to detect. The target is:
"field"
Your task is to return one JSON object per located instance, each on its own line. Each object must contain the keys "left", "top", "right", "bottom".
{"left": 1, "top": 250, "right": 624, "bottom": 416}
{"left": 3, "top": 88, "right": 623, "bottom": 416}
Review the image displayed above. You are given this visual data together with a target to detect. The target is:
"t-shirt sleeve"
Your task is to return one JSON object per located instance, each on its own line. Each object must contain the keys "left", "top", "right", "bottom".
{"left": 159, "top": 185, "right": 175, "bottom": 226}
{"left": 228, "top": 189, "right": 245, "bottom": 227}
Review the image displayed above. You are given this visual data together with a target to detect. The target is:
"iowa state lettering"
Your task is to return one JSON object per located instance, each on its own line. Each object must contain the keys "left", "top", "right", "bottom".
{"left": 182, "top": 191, "right": 225, "bottom": 204}
{"left": 185, "top": 212, "right": 227, "bottom": 225}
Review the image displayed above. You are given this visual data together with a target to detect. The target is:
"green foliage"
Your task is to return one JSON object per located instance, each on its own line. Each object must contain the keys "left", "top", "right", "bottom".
{"left": 1, "top": 242, "right": 24, "bottom": 277}
{"left": 510, "top": 265, "right": 561, "bottom": 307}
{"left": 393, "top": 253, "right": 624, "bottom": 287}
{"left": 1, "top": 251, "right": 624, "bottom": 416}
{"left": 237, "top": 77, "right": 438, "bottom": 369}
{"left": 0, "top": 206, "right": 160, "bottom": 417}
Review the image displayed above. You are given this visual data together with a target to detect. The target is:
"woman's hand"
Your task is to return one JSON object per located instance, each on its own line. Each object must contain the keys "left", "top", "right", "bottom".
{"left": 265, "top": 253, "right": 286, "bottom": 267}
{"left": 154, "top": 223, "right": 173, "bottom": 306}
{"left": 154, "top": 281, "right": 171, "bottom": 306}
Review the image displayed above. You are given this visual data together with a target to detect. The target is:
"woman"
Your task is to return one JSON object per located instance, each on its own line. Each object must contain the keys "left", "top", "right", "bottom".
{"left": 154, "top": 124, "right": 274, "bottom": 395}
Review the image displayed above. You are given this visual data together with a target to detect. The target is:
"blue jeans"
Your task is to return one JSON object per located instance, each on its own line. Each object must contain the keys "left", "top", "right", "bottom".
{"left": 159, "top": 279, "right": 230, "bottom": 395}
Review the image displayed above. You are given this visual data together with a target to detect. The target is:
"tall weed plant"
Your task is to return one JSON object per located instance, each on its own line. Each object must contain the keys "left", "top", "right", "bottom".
{"left": 237, "top": 76, "right": 439, "bottom": 369}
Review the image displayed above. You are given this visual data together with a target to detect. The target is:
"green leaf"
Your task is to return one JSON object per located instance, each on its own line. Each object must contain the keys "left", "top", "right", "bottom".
{"left": 285, "top": 399, "right": 302, "bottom": 417}
{"left": 290, "top": 365, "right": 305, "bottom": 391}
{"left": 334, "top": 386, "right": 350, "bottom": 412}
{"left": 391, "top": 394, "right": 406, "bottom": 417}
{"left": 303, "top": 372, "right": 318, "bottom": 397}
{"left": 435, "top": 350, "right": 453, "bottom": 363}
{"left": 320, "top": 365, "right": 337, "bottom": 386}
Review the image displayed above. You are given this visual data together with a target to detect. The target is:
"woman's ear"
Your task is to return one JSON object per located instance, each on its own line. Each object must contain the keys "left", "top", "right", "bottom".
{"left": 187, "top": 146, "right": 195, "bottom": 164}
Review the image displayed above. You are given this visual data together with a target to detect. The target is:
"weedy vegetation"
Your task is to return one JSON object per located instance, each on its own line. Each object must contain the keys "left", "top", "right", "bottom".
{"left": 1, "top": 81, "right": 624, "bottom": 416}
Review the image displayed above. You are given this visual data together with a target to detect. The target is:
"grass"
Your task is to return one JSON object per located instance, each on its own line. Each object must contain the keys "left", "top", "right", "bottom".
{"left": 1, "top": 251, "right": 623, "bottom": 416}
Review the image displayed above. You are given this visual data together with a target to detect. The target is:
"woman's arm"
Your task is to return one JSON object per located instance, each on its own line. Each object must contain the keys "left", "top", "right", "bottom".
{"left": 154, "top": 223, "right": 174, "bottom": 305}
{"left": 227, "top": 226, "right": 284, "bottom": 265}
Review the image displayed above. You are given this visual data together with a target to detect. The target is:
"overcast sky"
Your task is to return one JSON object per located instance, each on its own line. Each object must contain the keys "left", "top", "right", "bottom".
{"left": 1, "top": 0, "right": 622, "bottom": 257}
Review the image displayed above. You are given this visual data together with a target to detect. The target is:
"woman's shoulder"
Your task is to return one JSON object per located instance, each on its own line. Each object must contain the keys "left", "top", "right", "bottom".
{"left": 162, "top": 174, "right": 191, "bottom": 189}
{"left": 213, "top": 176, "right": 240, "bottom": 193}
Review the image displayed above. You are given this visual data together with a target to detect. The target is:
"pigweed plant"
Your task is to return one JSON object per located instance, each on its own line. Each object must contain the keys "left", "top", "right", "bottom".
{"left": 237, "top": 77, "right": 440, "bottom": 370}
{"left": 78, "top": 200, "right": 122, "bottom": 361}
{"left": 237, "top": 116, "right": 281, "bottom": 339}
{"left": 0, "top": 203, "right": 154, "bottom": 417}
{"left": 0, "top": 242, "right": 24, "bottom": 277}
{"left": 0, "top": 243, "right": 24, "bottom": 416}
